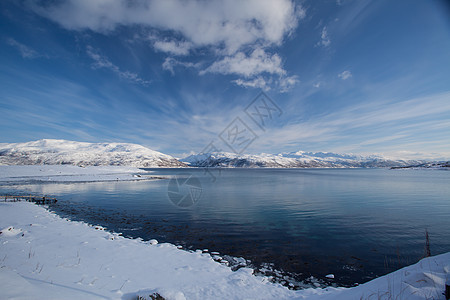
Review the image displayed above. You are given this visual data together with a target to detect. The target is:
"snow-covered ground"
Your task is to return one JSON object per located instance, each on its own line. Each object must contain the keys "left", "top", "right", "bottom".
{"left": 0, "top": 165, "right": 161, "bottom": 183}
{"left": 0, "top": 202, "right": 448, "bottom": 300}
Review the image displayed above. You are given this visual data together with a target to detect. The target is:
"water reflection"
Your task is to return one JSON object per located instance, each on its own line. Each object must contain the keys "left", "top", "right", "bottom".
{"left": 1, "top": 168, "right": 449, "bottom": 286}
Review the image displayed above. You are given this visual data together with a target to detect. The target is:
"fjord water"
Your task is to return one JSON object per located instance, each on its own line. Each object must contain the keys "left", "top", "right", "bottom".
{"left": 6, "top": 168, "right": 450, "bottom": 286}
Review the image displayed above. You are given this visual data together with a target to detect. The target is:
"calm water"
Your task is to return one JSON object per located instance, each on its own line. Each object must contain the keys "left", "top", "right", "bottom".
{"left": 2, "top": 168, "right": 450, "bottom": 287}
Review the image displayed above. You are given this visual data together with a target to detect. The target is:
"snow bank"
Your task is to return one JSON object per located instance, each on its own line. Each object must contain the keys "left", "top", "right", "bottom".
{"left": 307, "top": 255, "right": 450, "bottom": 300}
{"left": 0, "top": 165, "right": 160, "bottom": 183}
{"left": 0, "top": 202, "right": 448, "bottom": 300}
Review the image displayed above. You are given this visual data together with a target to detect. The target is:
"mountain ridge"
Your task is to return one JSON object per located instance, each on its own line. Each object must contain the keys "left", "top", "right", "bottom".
{"left": 0, "top": 139, "right": 441, "bottom": 169}
{"left": 0, "top": 139, "right": 186, "bottom": 167}
{"left": 182, "top": 151, "right": 428, "bottom": 168}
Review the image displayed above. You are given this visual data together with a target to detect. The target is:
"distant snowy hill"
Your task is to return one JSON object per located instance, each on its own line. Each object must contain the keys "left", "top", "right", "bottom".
{"left": 182, "top": 151, "right": 425, "bottom": 168}
{"left": 391, "top": 161, "right": 450, "bottom": 170}
{"left": 0, "top": 139, "right": 186, "bottom": 167}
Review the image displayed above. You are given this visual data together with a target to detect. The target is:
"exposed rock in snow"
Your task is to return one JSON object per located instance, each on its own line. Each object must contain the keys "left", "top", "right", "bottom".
{"left": 0, "top": 226, "right": 23, "bottom": 237}
{"left": 0, "top": 139, "right": 187, "bottom": 168}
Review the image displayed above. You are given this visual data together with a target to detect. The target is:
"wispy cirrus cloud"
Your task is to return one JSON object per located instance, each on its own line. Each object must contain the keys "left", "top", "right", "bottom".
{"left": 86, "top": 46, "right": 150, "bottom": 86}
{"left": 6, "top": 38, "right": 43, "bottom": 59}
{"left": 253, "top": 91, "right": 450, "bottom": 157}
{"left": 317, "top": 26, "right": 331, "bottom": 47}
{"left": 234, "top": 74, "right": 298, "bottom": 92}
{"left": 162, "top": 57, "right": 201, "bottom": 75}
{"left": 338, "top": 70, "right": 352, "bottom": 80}
{"left": 200, "top": 48, "right": 285, "bottom": 77}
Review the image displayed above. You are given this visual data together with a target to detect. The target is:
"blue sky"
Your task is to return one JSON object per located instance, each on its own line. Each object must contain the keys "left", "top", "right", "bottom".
{"left": 1, "top": 0, "right": 449, "bottom": 159}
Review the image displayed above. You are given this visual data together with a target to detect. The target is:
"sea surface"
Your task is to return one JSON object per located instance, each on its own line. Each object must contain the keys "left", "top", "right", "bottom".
{"left": 2, "top": 168, "right": 450, "bottom": 287}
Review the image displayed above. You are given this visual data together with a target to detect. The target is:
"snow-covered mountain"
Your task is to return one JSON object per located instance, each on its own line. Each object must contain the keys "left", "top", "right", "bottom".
{"left": 391, "top": 161, "right": 450, "bottom": 170}
{"left": 0, "top": 139, "right": 433, "bottom": 169}
{"left": 182, "top": 151, "right": 426, "bottom": 168}
{"left": 0, "top": 139, "right": 186, "bottom": 167}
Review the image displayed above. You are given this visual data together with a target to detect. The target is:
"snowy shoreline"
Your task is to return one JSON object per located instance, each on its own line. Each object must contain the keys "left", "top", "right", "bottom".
{"left": 0, "top": 165, "right": 166, "bottom": 183}
{"left": 0, "top": 201, "right": 336, "bottom": 300}
{"left": 0, "top": 165, "right": 449, "bottom": 299}
{"left": 1, "top": 202, "right": 449, "bottom": 300}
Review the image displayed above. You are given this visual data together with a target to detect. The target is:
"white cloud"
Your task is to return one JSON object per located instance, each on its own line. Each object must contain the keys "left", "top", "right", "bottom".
{"left": 279, "top": 75, "right": 299, "bottom": 92}
{"left": 162, "top": 57, "right": 200, "bottom": 75}
{"left": 233, "top": 74, "right": 298, "bottom": 92}
{"left": 30, "top": 0, "right": 304, "bottom": 92}
{"left": 338, "top": 70, "right": 352, "bottom": 80}
{"left": 317, "top": 26, "right": 330, "bottom": 47}
{"left": 200, "top": 48, "right": 285, "bottom": 77}
{"left": 146, "top": 33, "right": 193, "bottom": 56}
{"left": 167, "top": 47, "right": 299, "bottom": 91}
{"left": 153, "top": 40, "right": 192, "bottom": 56}
{"left": 6, "top": 38, "right": 41, "bottom": 59}
{"left": 86, "top": 46, "right": 150, "bottom": 85}
{"left": 233, "top": 77, "right": 271, "bottom": 91}
{"left": 30, "top": 0, "right": 304, "bottom": 55}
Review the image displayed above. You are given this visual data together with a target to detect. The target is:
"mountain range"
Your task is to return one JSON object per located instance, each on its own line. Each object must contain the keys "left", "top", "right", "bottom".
{"left": 391, "top": 161, "right": 450, "bottom": 170}
{"left": 0, "top": 139, "right": 438, "bottom": 168}
{"left": 182, "top": 151, "right": 426, "bottom": 168}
